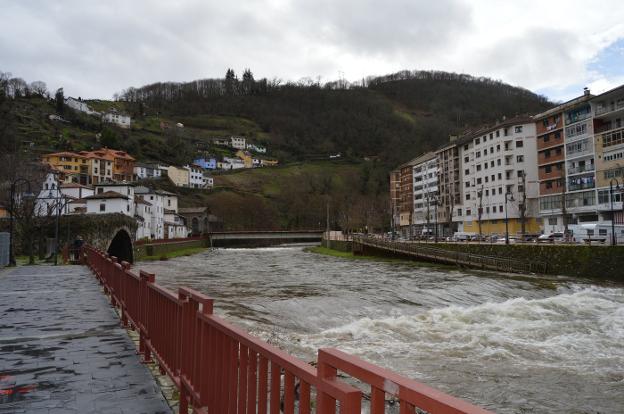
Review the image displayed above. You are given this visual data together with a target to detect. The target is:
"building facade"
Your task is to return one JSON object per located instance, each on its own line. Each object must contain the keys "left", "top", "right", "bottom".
{"left": 461, "top": 117, "right": 540, "bottom": 236}
{"left": 167, "top": 166, "right": 190, "bottom": 187}
{"left": 410, "top": 152, "right": 439, "bottom": 236}
{"left": 435, "top": 138, "right": 464, "bottom": 236}
{"left": 102, "top": 109, "right": 131, "bottom": 129}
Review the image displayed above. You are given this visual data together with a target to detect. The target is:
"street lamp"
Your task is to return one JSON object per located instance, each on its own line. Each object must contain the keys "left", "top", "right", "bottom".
{"left": 504, "top": 190, "right": 515, "bottom": 245}
{"left": 609, "top": 178, "right": 621, "bottom": 246}
{"left": 8, "top": 178, "right": 34, "bottom": 266}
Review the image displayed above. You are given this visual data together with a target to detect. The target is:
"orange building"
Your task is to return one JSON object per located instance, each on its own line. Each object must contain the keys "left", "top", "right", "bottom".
{"left": 79, "top": 148, "right": 135, "bottom": 182}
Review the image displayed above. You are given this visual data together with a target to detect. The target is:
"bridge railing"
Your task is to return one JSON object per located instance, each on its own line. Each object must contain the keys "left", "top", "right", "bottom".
{"left": 355, "top": 236, "right": 548, "bottom": 274}
{"left": 81, "top": 245, "right": 493, "bottom": 414}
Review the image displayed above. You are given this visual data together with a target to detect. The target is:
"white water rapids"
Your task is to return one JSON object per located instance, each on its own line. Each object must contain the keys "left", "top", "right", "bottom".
{"left": 137, "top": 246, "right": 624, "bottom": 413}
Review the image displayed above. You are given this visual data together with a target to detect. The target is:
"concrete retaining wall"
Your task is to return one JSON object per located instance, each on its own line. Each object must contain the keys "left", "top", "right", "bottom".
{"left": 408, "top": 243, "right": 624, "bottom": 280}
{"left": 135, "top": 239, "right": 207, "bottom": 260}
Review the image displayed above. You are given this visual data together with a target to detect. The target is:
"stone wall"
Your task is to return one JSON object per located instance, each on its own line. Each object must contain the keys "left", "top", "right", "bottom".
{"left": 134, "top": 238, "right": 207, "bottom": 260}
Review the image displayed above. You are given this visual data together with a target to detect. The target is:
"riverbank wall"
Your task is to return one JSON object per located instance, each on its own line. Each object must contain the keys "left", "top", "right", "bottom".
{"left": 135, "top": 238, "right": 207, "bottom": 260}
{"left": 355, "top": 240, "right": 624, "bottom": 280}
{"left": 323, "top": 238, "right": 352, "bottom": 252}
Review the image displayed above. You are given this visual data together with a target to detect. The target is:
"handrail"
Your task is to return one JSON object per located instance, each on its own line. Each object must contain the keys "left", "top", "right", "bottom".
{"left": 81, "top": 245, "right": 494, "bottom": 414}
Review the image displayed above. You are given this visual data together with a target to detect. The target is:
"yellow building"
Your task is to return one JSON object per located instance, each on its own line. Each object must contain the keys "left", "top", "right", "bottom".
{"left": 463, "top": 218, "right": 541, "bottom": 236}
{"left": 167, "top": 166, "right": 190, "bottom": 187}
{"left": 235, "top": 150, "right": 254, "bottom": 168}
{"left": 42, "top": 152, "right": 90, "bottom": 184}
{"left": 260, "top": 159, "right": 279, "bottom": 167}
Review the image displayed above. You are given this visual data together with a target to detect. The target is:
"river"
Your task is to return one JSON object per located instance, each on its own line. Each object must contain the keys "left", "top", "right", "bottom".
{"left": 136, "top": 245, "right": 624, "bottom": 413}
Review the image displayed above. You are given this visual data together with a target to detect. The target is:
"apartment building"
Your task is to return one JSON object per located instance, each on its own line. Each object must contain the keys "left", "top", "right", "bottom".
{"left": 435, "top": 138, "right": 464, "bottom": 236}
{"left": 592, "top": 85, "right": 624, "bottom": 226}
{"left": 410, "top": 152, "right": 439, "bottom": 236}
{"left": 535, "top": 91, "right": 596, "bottom": 233}
{"left": 461, "top": 117, "right": 540, "bottom": 236}
{"left": 398, "top": 158, "right": 417, "bottom": 237}
{"left": 42, "top": 152, "right": 90, "bottom": 185}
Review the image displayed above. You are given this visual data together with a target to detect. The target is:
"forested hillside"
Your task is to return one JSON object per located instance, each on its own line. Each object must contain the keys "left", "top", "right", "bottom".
{"left": 0, "top": 69, "right": 553, "bottom": 231}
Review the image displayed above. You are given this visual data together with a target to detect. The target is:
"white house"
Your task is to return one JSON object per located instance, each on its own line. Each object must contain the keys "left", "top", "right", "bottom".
{"left": 164, "top": 209, "right": 188, "bottom": 239}
{"left": 184, "top": 164, "right": 207, "bottom": 188}
{"left": 65, "top": 97, "right": 99, "bottom": 116}
{"left": 134, "top": 163, "right": 163, "bottom": 180}
{"left": 135, "top": 196, "right": 153, "bottom": 240}
{"left": 102, "top": 109, "right": 131, "bottom": 129}
{"left": 246, "top": 143, "right": 267, "bottom": 154}
{"left": 231, "top": 136, "right": 246, "bottom": 150}
{"left": 203, "top": 173, "right": 214, "bottom": 189}
{"left": 135, "top": 186, "right": 165, "bottom": 240}
{"left": 35, "top": 173, "right": 94, "bottom": 217}
{"left": 94, "top": 183, "right": 135, "bottom": 214}
{"left": 84, "top": 191, "right": 133, "bottom": 215}
{"left": 222, "top": 157, "right": 245, "bottom": 170}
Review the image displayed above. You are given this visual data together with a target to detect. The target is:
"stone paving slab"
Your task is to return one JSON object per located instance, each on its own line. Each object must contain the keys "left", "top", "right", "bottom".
{"left": 0, "top": 265, "right": 172, "bottom": 414}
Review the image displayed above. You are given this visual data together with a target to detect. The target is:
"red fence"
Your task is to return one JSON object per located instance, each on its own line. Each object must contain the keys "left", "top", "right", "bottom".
{"left": 82, "top": 245, "right": 493, "bottom": 414}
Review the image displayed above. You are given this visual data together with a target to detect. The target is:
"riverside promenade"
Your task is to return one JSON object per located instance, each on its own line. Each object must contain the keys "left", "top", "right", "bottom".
{"left": 0, "top": 265, "right": 171, "bottom": 414}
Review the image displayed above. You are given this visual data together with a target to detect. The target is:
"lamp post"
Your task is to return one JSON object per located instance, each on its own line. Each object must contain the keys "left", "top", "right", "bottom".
{"left": 8, "top": 178, "right": 33, "bottom": 266}
{"left": 504, "top": 190, "right": 515, "bottom": 245}
{"left": 609, "top": 178, "right": 621, "bottom": 246}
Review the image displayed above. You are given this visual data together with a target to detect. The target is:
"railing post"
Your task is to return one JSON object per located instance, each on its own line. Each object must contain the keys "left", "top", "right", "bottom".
{"left": 120, "top": 261, "right": 131, "bottom": 328}
{"left": 139, "top": 270, "right": 155, "bottom": 363}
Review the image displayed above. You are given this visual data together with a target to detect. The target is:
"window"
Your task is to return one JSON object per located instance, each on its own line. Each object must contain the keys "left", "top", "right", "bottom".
{"left": 497, "top": 144, "right": 501, "bottom": 152}
{"left": 498, "top": 173, "right": 502, "bottom": 180}
{"left": 457, "top": 208, "right": 462, "bottom": 216}
{"left": 477, "top": 164, "right": 482, "bottom": 171}
{"left": 465, "top": 169, "right": 470, "bottom": 175}
{"left": 490, "top": 133, "right": 493, "bottom": 139}
{"left": 546, "top": 181, "right": 553, "bottom": 189}
{"left": 99, "top": 203, "right": 106, "bottom": 212}
{"left": 496, "top": 130, "right": 500, "bottom": 137}
{"left": 599, "top": 229, "right": 608, "bottom": 236}
{"left": 499, "top": 187, "right": 503, "bottom": 194}
{"left": 465, "top": 182, "right": 470, "bottom": 188}
{"left": 464, "top": 145, "right": 469, "bottom": 150}
{"left": 466, "top": 193, "right": 471, "bottom": 200}
{"left": 97, "top": 188, "right": 103, "bottom": 194}
{"left": 517, "top": 155, "right": 524, "bottom": 162}
{"left": 476, "top": 151, "right": 481, "bottom": 158}
{"left": 466, "top": 209, "right": 472, "bottom": 216}
{"left": 484, "top": 163, "right": 488, "bottom": 169}
{"left": 484, "top": 149, "right": 488, "bottom": 155}
{"left": 545, "top": 165, "right": 552, "bottom": 173}
{"left": 548, "top": 218, "right": 558, "bottom": 225}
{"left": 491, "top": 174, "right": 495, "bottom": 181}
{"left": 464, "top": 156, "right": 469, "bottom": 163}
{"left": 486, "top": 207, "right": 490, "bottom": 213}
{"left": 485, "top": 176, "right": 489, "bottom": 183}
{"left": 497, "top": 159, "right": 502, "bottom": 166}
{"left": 516, "top": 140, "right": 524, "bottom": 148}
{"left": 475, "top": 138, "right": 480, "bottom": 145}
{"left": 515, "top": 126, "right": 523, "bottom": 133}
{"left": 517, "top": 170, "right": 524, "bottom": 178}
{"left": 499, "top": 206, "right": 504, "bottom": 213}
{"left": 477, "top": 178, "right": 482, "bottom": 184}
{"left": 485, "top": 189, "right": 489, "bottom": 196}
{"left": 544, "top": 135, "right": 550, "bottom": 143}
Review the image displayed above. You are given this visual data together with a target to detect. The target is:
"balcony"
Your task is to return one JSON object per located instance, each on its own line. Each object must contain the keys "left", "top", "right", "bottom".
{"left": 538, "top": 151, "right": 564, "bottom": 165}
{"left": 568, "top": 181, "right": 595, "bottom": 192}
{"left": 595, "top": 99, "right": 624, "bottom": 116}
{"left": 567, "top": 164, "right": 595, "bottom": 175}
{"left": 601, "top": 126, "right": 624, "bottom": 148}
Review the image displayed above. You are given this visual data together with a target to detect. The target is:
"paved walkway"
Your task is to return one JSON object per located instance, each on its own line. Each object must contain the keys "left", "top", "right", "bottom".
{"left": 0, "top": 265, "right": 172, "bottom": 414}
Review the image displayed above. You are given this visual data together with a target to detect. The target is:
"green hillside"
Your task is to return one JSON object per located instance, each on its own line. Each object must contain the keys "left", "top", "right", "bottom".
{"left": 0, "top": 69, "right": 553, "bottom": 231}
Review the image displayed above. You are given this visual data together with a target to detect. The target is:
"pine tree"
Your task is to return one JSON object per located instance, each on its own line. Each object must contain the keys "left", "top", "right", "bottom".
{"left": 225, "top": 69, "right": 237, "bottom": 96}
{"left": 55, "top": 88, "right": 64, "bottom": 115}
{"left": 242, "top": 68, "right": 255, "bottom": 95}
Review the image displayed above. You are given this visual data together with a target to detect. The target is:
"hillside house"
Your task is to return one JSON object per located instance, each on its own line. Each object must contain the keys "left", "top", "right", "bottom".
{"left": 167, "top": 166, "right": 190, "bottom": 187}
{"left": 231, "top": 136, "right": 246, "bottom": 150}
{"left": 102, "top": 109, "right": 131, "bottom": 129}
{"left": 65, "top": 97, "right": 99, "bottom": 115}
{"left": 235, "top": 150, "right": 254, "bottom": 168}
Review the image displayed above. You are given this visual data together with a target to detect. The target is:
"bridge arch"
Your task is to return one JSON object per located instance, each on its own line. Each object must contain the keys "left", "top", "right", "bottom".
{"left": 107, "top": 228, "right": 134, "bottom": 264}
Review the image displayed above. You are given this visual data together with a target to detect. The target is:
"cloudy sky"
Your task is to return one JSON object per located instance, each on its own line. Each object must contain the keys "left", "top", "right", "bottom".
{"left": 2, "top": 0, "right": 623, "bottom": 102}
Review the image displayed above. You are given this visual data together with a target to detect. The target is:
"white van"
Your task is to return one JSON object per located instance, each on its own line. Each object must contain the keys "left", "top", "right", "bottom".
{"left": 453, "top": 232, "right": 476, "bottom": 242}
{"left": 568, "top": 223, "right": 624, "bottom": 245}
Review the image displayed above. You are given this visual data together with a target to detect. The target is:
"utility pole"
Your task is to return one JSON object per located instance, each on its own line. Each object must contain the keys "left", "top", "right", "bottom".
{"left": 325, "top": 201, "right": 329, "bottom": 247}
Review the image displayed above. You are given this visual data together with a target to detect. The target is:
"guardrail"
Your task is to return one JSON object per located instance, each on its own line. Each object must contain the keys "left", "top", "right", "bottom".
{"left": 82, "top": 245, "right": 493, "bottom": 414}
{"left": 354, "top": 236, "right": 548, "bottom": 274}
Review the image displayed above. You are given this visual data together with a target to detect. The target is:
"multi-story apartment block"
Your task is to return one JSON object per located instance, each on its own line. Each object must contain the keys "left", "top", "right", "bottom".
{"left": 535, "top": 90, "right": 595, "bottom": 233}
{"left": 42, "top": 152, "right": 91, "bottom": 185}
{"left": 435, "top": 138, "right": 463, "bottom": 236}
{"left": 592, "top": 85, "right": 624, "bottom": 226}
{"left": 461, "top": 117, "right": 540, "bottom": 236}
{"left": 410, "top": 152, "right": 439, "bottom": 236}
{"left": 398, "top": 158, "right": 416, "bottom": 237}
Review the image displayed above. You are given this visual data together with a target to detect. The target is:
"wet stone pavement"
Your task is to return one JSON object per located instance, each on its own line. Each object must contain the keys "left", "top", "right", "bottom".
{"left": 0, "top": 265, "right": 172, "bottom": 414}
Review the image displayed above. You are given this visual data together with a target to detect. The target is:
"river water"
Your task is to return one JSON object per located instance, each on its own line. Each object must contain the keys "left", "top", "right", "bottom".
{"left": 137, "top": 246, "right": 624, "bottom": 413}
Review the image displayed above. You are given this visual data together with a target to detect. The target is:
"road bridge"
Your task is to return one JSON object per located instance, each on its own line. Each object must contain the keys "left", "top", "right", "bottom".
{"left": 207, "top": 230, "right": 323, "bottom": 247}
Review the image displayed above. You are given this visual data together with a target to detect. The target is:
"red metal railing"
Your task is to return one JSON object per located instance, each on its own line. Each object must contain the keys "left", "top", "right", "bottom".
{"left": 82, "top": 245, "right": 494, "bottom": 414}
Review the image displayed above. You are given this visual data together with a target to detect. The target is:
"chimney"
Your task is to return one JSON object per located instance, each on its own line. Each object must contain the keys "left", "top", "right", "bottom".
{"left": 583, "top": 87, "right": 590, "bottom": 96}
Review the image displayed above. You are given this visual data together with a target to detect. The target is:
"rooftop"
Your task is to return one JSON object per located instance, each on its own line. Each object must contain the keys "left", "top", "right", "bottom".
{"left": 84, "top": 191, "right": 129, "bottom": 200}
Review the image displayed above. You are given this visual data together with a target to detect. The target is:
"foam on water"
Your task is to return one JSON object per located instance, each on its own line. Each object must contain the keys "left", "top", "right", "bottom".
{"left": 298, "top": 286, "right": 624, "bottom": 378}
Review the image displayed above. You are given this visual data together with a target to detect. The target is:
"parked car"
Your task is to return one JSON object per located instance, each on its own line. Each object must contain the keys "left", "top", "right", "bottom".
{"left": 536, "top": 232, "right": 564, "bottom": 243}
